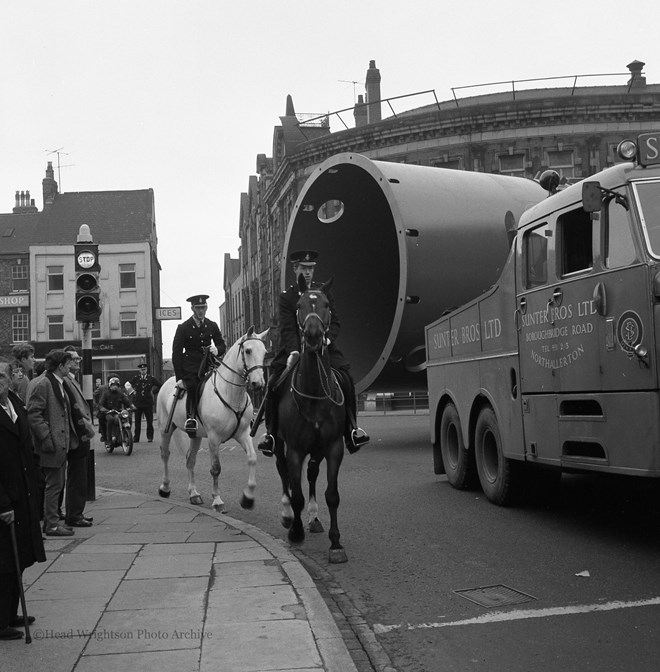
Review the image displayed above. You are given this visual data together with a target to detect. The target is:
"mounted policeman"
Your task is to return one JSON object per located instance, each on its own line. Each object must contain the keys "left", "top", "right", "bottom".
{"left": 172, "top": 294, "right": 226, "bottom": 436}
{"left": 257, "top": 250, "right": 369, "bottom": 456}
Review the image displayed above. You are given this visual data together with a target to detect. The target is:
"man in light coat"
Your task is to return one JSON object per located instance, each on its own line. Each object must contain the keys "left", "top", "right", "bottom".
{"left": 27, "top": 350, "right": 78, "bottom": 537}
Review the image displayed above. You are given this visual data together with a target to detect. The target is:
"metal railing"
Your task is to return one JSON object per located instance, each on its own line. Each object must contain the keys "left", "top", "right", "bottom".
{"left": 294, "top": 69, "right": 643, "bottom": 136}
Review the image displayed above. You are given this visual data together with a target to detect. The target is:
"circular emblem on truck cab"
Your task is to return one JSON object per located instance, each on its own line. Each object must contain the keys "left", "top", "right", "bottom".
{"left": 617, "top": 311, "right": 643, "bottom": 354}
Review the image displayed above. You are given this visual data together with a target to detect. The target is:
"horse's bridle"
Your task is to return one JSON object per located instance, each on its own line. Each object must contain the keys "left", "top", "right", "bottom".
{"left": 217, "top": 335, "right": 265, "bottom": 387}
{"left": 209, "top": 335, "right": 265, "bottom": 440}
{"left": 293, "top": 292, "right": 343, "bottom": 406}
{"left": 297, "top": 292, "right": 331, "bottom": 350}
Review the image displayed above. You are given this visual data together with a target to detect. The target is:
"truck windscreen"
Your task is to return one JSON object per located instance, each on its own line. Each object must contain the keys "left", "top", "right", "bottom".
{"left": 634, "top": 180, "right": 660, "bottom": 257}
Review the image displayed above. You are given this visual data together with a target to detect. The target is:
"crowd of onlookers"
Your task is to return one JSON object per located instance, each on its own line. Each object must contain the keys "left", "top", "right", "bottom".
{"left": 0, "top": 344, "right": 160, "bottom": 642}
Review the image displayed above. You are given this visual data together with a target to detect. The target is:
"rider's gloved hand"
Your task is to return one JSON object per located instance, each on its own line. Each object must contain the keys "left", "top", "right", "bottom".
{"left": 210, "top": 345, "right": 218, "bottom": 356}
{"left": 324, "top": 338, "right": 331, "bottom": 346}
{"left": 287, "top": 351, "right": 300, "bottom": 368}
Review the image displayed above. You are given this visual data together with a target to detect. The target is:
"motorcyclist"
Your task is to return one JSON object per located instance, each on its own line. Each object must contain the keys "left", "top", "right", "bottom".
{"left": 98, "top": 377, "right": 136, "bottom": 447}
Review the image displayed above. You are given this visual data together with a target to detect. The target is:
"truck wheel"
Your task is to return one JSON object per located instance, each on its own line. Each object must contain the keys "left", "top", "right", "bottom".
{"left": 440, "top": 403, "right": 476, "bottom": 489}
{"left": 475, "top": 407, "right": 519, "bottom": 506}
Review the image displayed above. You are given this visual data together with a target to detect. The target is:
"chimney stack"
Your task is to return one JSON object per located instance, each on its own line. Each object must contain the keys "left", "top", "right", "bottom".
{"left": 354, "top": 94, "right": 368, "bottom": 128}
{"left": 42, "top": 160, "right": 58, "bottom": 207}
{"left": 12, "top": 188, "right": 39, "bottom": 213}
{"left": 365, "top": 60, "right": 382, "bottom": 124}
{"left": 627, "top": 60, "right": 646, "bottom": 89}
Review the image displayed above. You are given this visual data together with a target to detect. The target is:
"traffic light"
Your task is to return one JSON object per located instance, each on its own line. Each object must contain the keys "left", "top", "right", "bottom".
{"left": 74, "top": 242, "right": 102, "bottom": 322}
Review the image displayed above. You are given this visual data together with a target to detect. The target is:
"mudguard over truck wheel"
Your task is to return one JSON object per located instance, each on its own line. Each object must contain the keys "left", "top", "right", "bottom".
{"left": 475, "top": 407, "right": 520, "bottom": 506}
{"left": 440, "top": 403, "right": 477, "bottom": 489}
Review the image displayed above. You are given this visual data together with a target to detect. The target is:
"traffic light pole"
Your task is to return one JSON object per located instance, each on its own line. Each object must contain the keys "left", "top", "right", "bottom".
{"left": 81, "top": 321, "right": 95, "bottom": 501}
{"left": 76, "top": 224, "right": 101, "bottom": 502}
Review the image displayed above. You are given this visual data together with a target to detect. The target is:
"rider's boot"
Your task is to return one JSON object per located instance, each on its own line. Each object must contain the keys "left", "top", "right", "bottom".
{"left": 184, "top": 386, "right": 198, "bottom": 437}
{"left": 340, "top": 371, "right": 370, "bottom": 454}
{"left": 257, "top": 391, "right": 276, "bottom": 457}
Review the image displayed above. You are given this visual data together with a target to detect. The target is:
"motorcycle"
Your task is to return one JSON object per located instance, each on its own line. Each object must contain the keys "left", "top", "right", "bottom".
{"left": 105, "top": 409, "right": 134, "bottom": 455}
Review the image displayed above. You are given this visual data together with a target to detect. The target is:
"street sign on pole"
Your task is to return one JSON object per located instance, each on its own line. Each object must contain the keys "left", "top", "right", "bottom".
{"left": 156, "top": 307, "right": 182, "bottom": 320}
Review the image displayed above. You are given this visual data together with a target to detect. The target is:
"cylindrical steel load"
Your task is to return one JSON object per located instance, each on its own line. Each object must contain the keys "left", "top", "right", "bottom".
{"left": 283, "top": 153, "right": 545, "bottom": 393}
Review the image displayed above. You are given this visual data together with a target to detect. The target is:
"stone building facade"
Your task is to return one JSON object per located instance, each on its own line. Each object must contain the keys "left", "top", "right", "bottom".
{"left": 224, "top": 59, "right": 660, "bottom": 360}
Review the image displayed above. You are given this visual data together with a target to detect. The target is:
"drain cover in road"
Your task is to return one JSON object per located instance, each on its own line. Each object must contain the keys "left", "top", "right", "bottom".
{"left": 453, "top": 584, "right": 536, "bottom": 608}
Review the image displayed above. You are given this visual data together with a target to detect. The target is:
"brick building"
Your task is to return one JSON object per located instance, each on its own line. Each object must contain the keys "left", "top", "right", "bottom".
{"left": 0, "top": 162, "right": 163, "bottom": 383}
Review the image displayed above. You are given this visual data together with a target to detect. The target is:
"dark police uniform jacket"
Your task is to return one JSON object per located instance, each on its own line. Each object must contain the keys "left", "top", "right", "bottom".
{"left": 273, "top": 281, "right": 348, "bottom": 373}
{"left": 172, "top": 316, "right": 226, "bottom": 381}
{"left": 128, "top": 374, "right": 162, "bottom": 408}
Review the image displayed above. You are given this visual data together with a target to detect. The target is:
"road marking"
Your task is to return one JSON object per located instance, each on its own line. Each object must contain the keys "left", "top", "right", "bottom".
{"left": 373, "top": 597, "right": 660, "bottom": 634}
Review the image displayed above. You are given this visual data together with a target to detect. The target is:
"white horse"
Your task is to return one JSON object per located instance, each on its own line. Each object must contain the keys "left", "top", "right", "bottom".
{"left": 157, "top": 326, "right": 268, "bottom": 512}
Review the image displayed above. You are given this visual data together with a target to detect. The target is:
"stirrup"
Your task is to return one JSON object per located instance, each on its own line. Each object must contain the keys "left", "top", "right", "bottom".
{"left": 257, "top": 433, "right": 275, "bottom": 457}
{"left": 347, "top": 427, "right": 370, "bottom": 454}
{"left": 184, "top": 418, "right": 198, "bottom": 437}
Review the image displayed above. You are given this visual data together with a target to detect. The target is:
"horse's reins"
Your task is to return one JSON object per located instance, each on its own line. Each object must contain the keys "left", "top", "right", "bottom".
{"left": 292, "top": 294, "right": 344, "bottom": 407}
{"left": 209, "top": 336, "right": 265, "bottom": 439}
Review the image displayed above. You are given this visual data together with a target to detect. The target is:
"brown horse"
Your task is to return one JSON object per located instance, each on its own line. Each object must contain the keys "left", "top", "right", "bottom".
{"left": 274, "top": 276, "right": 348, "bottom": 563}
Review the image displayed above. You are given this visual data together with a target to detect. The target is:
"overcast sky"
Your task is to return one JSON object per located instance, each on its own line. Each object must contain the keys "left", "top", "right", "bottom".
{"left": 1, "top": 0, "right": 658, "bottom": 356}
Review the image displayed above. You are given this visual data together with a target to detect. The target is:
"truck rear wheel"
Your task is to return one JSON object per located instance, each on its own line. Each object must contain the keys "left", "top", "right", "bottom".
{"left": 475, "top": 406, "right": 519, "bottom": 506}
{"left": 440, "top": 403, "right": 476, "bottom": 489}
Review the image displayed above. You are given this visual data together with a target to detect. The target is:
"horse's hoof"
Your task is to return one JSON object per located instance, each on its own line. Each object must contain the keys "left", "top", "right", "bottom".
{"left": 329, "top": 548, "right": 348, "bottom": 564}
{"left": 159, "top": 488, "right": 170, "bottom": 498}
{"left": 189, "top": 495, "right": 204, "bottom": 505}
{"left": 281, "top": 516, "right": 293, "bottom": 529}
{"left": 213, "top": 503, "right": 227, "bottom": 514}
{"left": 240, "top": 494, "right": 255, "bottom": 510}
{"left": 288, "top": 528, "right": 305, "bottom": 545}
{"left": 309, "top": 518, "right": 324, "bottom": 533}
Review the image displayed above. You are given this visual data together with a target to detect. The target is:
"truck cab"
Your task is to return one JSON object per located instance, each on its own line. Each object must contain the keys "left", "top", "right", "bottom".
{"left": 426, "top": 132, "right": 660, "bottom": 504}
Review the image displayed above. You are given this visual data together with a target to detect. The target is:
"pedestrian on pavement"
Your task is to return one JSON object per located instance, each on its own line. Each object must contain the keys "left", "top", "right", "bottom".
{"left": 60, "top": 346, "right": 95, "bottom": 528}
{"left": 11, "top": 343, "right": 35, "bottom": 404}
{"left": 172, "top": 294, "right": 226, "bottom": 436}
{"left": 257, "top": 250, "right": 369, "bottom": 457}
{"left": 27, "top": 349, "right": 78, "bottom": 538}
{"left": 10, "top": 343, "right": 36, "bottom": 381}
{"left": 0, "top": 357, "right": 46, "bottom": 641}
{"left": 10, "top": 367, "right": 29, "bottom": 403}
{"left": 129, "top": 363, "right": 161, "bottom": 442}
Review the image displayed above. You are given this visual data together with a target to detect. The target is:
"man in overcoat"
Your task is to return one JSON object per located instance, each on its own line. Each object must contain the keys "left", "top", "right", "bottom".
{"left": 172, "top": 294, "right": 226, "bottom": 436}
{"left": 129, "top": 363, "right": 161, "bottom": 442}
{"left": 0, "top": 358, "right": 46, "bottom": 640}
{"left": 257, "top": 250, "right": 369, "bottom": 456}
{"left": 27, "top": 349, "right": 78, "bottom": 537}
{"left": 61, "top": 345, "right": 96, "bottom": 527}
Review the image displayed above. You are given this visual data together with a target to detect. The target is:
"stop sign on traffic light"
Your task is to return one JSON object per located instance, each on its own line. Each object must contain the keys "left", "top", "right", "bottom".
{"left": 74, "top": 243, "right": 102, "bottom": 322}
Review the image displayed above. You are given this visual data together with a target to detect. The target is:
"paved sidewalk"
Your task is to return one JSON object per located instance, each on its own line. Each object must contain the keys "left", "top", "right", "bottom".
{"left": 1, "top": 488, "right": 359, "bottom": 672}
